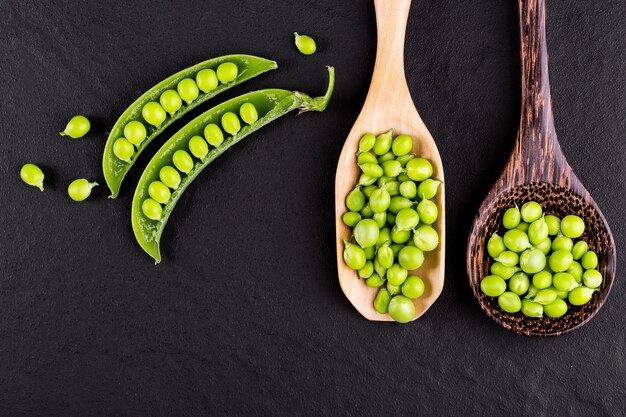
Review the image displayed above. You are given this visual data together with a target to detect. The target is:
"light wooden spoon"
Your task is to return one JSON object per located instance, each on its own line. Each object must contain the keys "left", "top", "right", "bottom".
{"left": 466, "top": 0, "right": 616, "bottom": 336}
{"left": 334, "top": 0, "right": 445, "bottom": 322}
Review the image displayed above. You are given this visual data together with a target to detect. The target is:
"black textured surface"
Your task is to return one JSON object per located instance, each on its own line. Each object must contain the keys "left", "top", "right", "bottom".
{"left": 1, "top": 0, "right": 625, "bottom": 415}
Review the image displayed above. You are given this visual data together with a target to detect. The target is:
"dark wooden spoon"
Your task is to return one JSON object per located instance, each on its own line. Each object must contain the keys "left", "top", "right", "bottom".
{"left": 466, "top": 0, "right": 616, "bottom": 336}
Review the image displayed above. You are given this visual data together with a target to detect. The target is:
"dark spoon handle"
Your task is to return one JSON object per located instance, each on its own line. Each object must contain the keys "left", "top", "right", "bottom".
{"left": 510, "top": 0, "right": 570, "bottom": 185}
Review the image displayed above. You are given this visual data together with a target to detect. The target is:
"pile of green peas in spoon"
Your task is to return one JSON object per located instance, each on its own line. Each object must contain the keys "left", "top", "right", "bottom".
{"left": 342, "top": 130, "right": 441, "bottom": 323}
{"left": 112, "top": 62, "right": 239, "bottom": 164}
{"left": 481, "top": 201, "right": 602, "bottom": 318}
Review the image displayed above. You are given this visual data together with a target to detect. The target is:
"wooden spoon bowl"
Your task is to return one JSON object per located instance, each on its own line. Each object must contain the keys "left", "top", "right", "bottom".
{"left": 467, "top": 0, "right": 616, "bottom": 336}
{"left": 334, "top": 0, "right": 445, "bottom": 321}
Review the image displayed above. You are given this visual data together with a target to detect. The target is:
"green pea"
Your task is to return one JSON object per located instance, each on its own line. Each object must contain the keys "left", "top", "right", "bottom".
{"left": 359, "top": 173, "right": 377, "bottom": 186}
{"left": 377, "top": 175, "right": 393, "bottom": 187}
{"left": 552, "top": 235, "right": 573, "bottom": 252}
{"left": 20, "top": 163, "right": 45, "bottom": 191}
{"left": 398, "top": 181, "right": 417, "bottom": 199}
{"left": 544, "top": 214, "right": 561, "bottom": 235}
{"left": 397, "top": 173, "right": 411, "bottom": 182}
{"left": 366, "top": 273, "right": 385, "bottom": 288}
{"left": 357, "top": 152, "right": 377, "bottom": 165}
{"left": 401, "top": 275, "right": 424, "bottom": 299}
{"left": 416, "top": 198, "right": 438, "bottom": 225}
{"left": 387, "top": 263, "right": 408, "bottom": 286}
{"left": 376, "top": 227, "right": 391, "bottom": 248}
{"left": 360, "top": 163, "right": 384, "bottom": 178}
{"left": 373, "top": 257, "right": 387, "bottom": 277}
{"left": 534, "top": 238, "right": 552, "bottom": 255}
{"left": 519, "top": 249, "right": 546, "bottom": 274}
{"left": 553, "top": 287, "right": 569, "bottom": 299}
{"left": 534, "top": 288, "right": 557, "bottom": 305}
{"left": 390, "top": 226, "right": 411, "bottom": 244}
{"left": 364, "top": 245, "right": 376, "bottom": 260}
{"left": 525, "top": 283, "right": 540, "bottom": 299}
{"left": 239, "top": 102, "right": 258, "bottom": 125}
{"left": 490, "top": 262, "right": 517, "bottom": 279}
{"left": 560, "top": 215, "right": 585, "bottom": 239}
{"left": 148, "top": 181, "right": 171, "bottom": 205}
{"left": 196, "top": 69, "right": 218, "bottom": 93}
{"left": 413, "top": 225, "right": 439, "bottom": 252}
{"left": 391, "top": 134, "right": 413, "bottom": 156}
{"left": 395, "top": 208, "right": 420, "bottom": 231}
{"left": 177, "top": 78, "right": 199, "bottom": 104}
{"left": 382, "top": 180, "right": 400, "bottom": 196}
{"left": 216, "top": 62, "right": 238, "bottom": 83}
{"left": 377, "top": 151, "right": 396, "bottom": 164}
{"left": 416, "top": 179, "right": 441, "bottom": 200}
{"left": 142, "top": 101, "right": 167, "bottom": 126}
{"left": 142, "top": 198, "right": 163, "bottom": 221}
{"left": 568, "top": 286, "right": 596, "bottom": 306}
{"left": 377, "top": 243, "right": 394, "bottom": 269}
{"left": 396, "top": 154, "right": 415, "bottom": 167}
{"left": 487, "top": 233, "right": 506, "bottom": 258}
{"left": 581, "top": 251, "right": 598, "bottom": 270}
{"left": 405, "top": 158, "right": 433, "bottom": 182}
{"left": 353, "top": 219, "right": 379, "bottom": 248}
{"left": 374, "top": 288, "right": 392, "bottom": 314}
{"left": 521, "top": 299, "right": 543, "bottom": 317}
{"left": 521, "top": 201, "right": 542, "bottom": 223}
{"left": 388, "top": 196, "right": 414, "bottom": 214}
{"left": 583, "top": 269, "right": 603, "bottom": 288}
{"left": 343, "top": 241, "right": 366, "bottom": 270}
{"left": 204, "top": 123, "right": 225, "bottom": 147}
{"left": 567, "top": 261, "right": 584, "bottom": 283}
{"left": 113, "top": 138, "right": 135, "bottom": 162}
{"left": 480, "top": 275, "right": 507, "bottom": 297}
{"left": 549, "top": 250, "right": 573, "bottom": 272}
{"left": 532, "top": 270, "right": 552, "bottom": 289}
{"left": 373, "top": 212, "right": 387, "bottom": 228}
{"left": 367, "top": 189, "right": 389, "bottom": 214}
{"left": 381, "top": 160, "right": 403, "bottom": 177}
{"left": 124, "top": 121, "right": 147, "bottom": 145}
{"left": 60, "top": 115, "right": 90, "bottom": 138}
{"left": 159, "top": 165, "right": 181, "bottom": 189}
{"left": 372, "top": 132, "right": 393, "bottom": 155}
{"left": 386, "top": 213, "right": 397, "bottom": 226}
{"left": 528, "top": 218, "right": 549, "bottom": 245}
{"left": 343, "top": 211, "right": 362, "bottom": 227}
{"left": 388, "top": 295, "right": 415, "bottom": 323}
{"left": 398, "top": 246, "right": 424, "bottom": 270}
{"left": 221, "top": 112, "right": 241, "bottom": 135}
{"left": 160, "top": 89, "right": 183, "bottom": 114}
{"left": 360, "top": 204, "right": 374, "bottom": 218}
{"left": 362, "top": 184, "right": 377, "bottom": 199}
{"left": 67, "top": 179, "right": 98, "bottom": 202}
{"left": 188, "top": 135, "right": 209, "bottom": 159}
{"left": 552, "top": 272, "right": 579, "bottom": 292}
{"left": 498, "top": 292, "right": 521, "bottom": 313}
{"left": 543, "top": 299, "right": 568, "bottom": 318}
{"left": 387, "top": 281, "right": 402, "bottom": 296}
{"left": 389, "top": 243, "right": 403, "bottom": 258}
{"left": 294, "top": 32, "right": 317, "bottom": 55}
{"left": 502, "top": 206, "right": 521, "bottom": 229}
{"left": 508, "top": 272, "right": 530, "bottom": 295}
{"left": 358, "top": 261, "right": 374, "bottom": 279}
{"left": 358, "top": 133, "right": 376, "bottom": 153}
{"left": 571, "top": 241, "right": 589, "bottom": 260}
{"left": 503, "top": 229, "right": 530, "bottom": 252}
{"left": 345, "top": 188, "right": 365, "bottom": 211}
{"left": 495, "top": 251, "right": 519, "bottom": 267}
{"left": 172, "top": 150, "right": 194, "bottom": 174}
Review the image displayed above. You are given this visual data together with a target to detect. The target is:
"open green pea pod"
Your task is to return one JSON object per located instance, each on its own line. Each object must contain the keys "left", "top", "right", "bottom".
{"left": 103, "top": 54, "right": 277, "bottom": 198}
{"left": 132, "top": 67, "right": 335, "bottom": 263}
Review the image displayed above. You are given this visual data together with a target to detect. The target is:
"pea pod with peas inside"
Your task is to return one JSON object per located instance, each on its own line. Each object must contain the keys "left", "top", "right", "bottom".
{"left": 102, "top": 54, "right": 278, "bottom": 198}
{"left": 132, "top": 67, "right": 335, "bottom": 263}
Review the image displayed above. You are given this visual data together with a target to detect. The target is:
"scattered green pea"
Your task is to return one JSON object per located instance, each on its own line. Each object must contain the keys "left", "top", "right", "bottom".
{"left": 20, "top": 163, "right": 45, "bottom": 191}
{"left": 294, "top": 32, "right": 317, "bottom": 55}
{"left": 67, "top": 179, "right": 98, "bottom": 202}
{"left": 60, "top": 115, "right": 90, "bottom": 138}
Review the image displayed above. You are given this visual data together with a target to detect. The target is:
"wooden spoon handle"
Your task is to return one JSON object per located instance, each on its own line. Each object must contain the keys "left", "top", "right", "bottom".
{"left": 511, "top": 0, "right": 569, "bottom": 184}
{"left": 366, "top": 0, "right": 412, "bottom": 105}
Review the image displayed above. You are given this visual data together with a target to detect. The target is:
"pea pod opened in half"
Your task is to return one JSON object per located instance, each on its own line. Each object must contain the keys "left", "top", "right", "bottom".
{"left": 132, "top": 66, "right": 335, "bottom": 263}
{"left": 102, "top": 54, "right": 278, "bottom": 198}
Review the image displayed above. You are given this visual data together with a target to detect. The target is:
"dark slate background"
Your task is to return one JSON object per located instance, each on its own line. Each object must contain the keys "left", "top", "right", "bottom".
{"left": 1, "top": 0, "right": 624, "bottom": 415}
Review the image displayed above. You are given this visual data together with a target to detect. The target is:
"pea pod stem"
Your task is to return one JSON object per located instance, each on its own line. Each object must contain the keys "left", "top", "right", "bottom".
{"left": 103, "top": 54, "right": 277, "bottom": 198}
{"left": 132, "top": 67, "right": 335, "bottom": 263}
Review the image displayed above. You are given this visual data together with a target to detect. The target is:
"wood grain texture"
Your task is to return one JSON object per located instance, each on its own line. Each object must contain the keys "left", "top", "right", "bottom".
{"left": 466, "top": 0, "right": 616, "bottom": 336}
{"left": 334, "top": 0, "right": 446, "bottom": 322}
